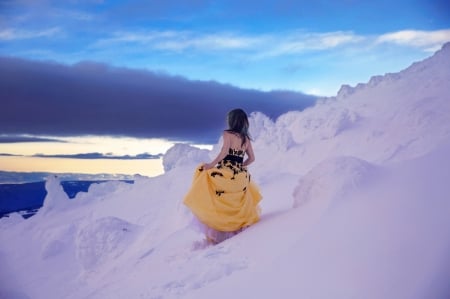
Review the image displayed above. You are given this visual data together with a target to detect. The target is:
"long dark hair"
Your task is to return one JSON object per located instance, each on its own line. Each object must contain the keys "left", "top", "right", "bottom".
{"left": 225, "top": 108, "right": 251, "bottom": 147}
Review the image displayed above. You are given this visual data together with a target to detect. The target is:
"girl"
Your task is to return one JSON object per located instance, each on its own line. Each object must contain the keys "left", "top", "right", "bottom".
{"left": 184, "top": 108, "right": 262, "bottom": 244}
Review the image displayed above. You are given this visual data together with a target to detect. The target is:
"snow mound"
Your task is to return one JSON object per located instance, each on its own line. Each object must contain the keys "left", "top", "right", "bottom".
{"left": 40, "top": 222, "right": 77, "bottom": 260}
{"left": 250, "top": 111, "right": 295, "bottom": 150}
{"left": 163, "top": 143, "right": 210, "bottom": 172}
{"left": 76, "top": 217, "right": 138, "bottom": 270}
{"left": 39, "top": 175, "right": 70, "bottom": 214}
{"left": 0, "top": 212, "right": 24, "bottom": 229}
{"left": 74, "top": 180, "right": 132, "bottom": 201}
{"left": 281, "top": 104, "right": 360, "bottom": 143}
{"left": 293, "top": 156, "right": 380, "bottom": 208}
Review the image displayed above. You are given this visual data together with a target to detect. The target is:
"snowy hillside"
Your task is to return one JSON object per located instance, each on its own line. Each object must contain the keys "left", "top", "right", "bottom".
{"left": 1, "top": 43, "right": 450, "bottom": 299}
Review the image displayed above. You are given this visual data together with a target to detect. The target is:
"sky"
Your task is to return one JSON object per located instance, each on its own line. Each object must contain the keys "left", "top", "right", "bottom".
{"left": 0, "top": 0, "right": 449, "bottom": 177}
{"left": 1, "top": 0, "right": 449, "bottom": 95}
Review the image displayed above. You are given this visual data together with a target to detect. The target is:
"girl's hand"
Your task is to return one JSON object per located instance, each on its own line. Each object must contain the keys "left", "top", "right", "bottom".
{"left": 202, "top": 163, "right": 214, "bottom": 170}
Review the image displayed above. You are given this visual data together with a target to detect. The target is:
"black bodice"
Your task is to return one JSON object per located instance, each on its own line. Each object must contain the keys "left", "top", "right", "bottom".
{"left": 223, "top": 148, "right": 245, "bottom": 164}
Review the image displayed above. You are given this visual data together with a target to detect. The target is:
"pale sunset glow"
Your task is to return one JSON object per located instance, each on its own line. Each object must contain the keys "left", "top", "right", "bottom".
{"left": 0, "top": 156, "right": 164, "bottom": 177}
{"left": 0, "top": 135, "right": 212, "bottom": 176}
{"left": 0, "top": 135, "right": 175, "bottom": 156}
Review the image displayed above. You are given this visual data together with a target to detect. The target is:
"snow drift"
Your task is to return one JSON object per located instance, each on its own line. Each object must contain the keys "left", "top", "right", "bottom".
{"left": 1, "top": 43, "right": 450, "bottom": 299}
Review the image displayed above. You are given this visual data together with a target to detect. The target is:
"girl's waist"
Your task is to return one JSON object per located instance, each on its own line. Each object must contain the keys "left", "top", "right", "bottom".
{"left": 222, "top": 155, "right": 243, "bottom": 164}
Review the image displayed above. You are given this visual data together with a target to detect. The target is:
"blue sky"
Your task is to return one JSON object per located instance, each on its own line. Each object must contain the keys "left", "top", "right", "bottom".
{"left": 1, "top": 0, "right": 449, "bottom": 96}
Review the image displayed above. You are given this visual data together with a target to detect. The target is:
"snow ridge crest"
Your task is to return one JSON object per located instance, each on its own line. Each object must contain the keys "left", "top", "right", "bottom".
{"left": 337, "top": 42, "right": 450, "bottom": 99}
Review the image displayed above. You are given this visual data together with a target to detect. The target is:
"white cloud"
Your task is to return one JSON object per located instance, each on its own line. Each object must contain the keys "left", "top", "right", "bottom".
{"left": 92, "top": 30, "right": 363, "bottom": 57}
{"left": 193, "top": 34, "right": 260, "bottom": 49}
{"left": 156, "top": 33, "right": 262, "bottom": 51}
{"left": 94, "top": 31, "right": 167, "bottom": 46}
{"left": 94, "top": 30, "right": 262, "bottom": 52}
{"left": 376, "top": 29, "right": 450, "bottom": 52}
{"left": 0, "top": 27, "right": 61, "bottom": 40}
{"left": 89, "top": 28, "right": 450, "bottom": 64}
{"left": 260, "top": 31, "right": 364, "bottom": 58}
{"left": 305, "top": 88, "right": 325, "bottom": 96}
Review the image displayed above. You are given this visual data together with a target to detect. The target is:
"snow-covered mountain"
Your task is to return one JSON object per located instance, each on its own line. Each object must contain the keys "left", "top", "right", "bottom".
{"left": 1, "top": 43, "right": 450, "bottom": 299}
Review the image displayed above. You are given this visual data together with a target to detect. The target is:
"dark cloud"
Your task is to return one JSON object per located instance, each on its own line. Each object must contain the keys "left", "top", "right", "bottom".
{"left": 0, "top": 135, "right": 66, "bottom": 143}
{"left": 32, "top": 152, "right": 162, "bottom": 160}
{"left": 0, "top": 153, "right": 22, "bottom": 156}
{"left": 0, "top": 56, "right": 317, "bottom": 143}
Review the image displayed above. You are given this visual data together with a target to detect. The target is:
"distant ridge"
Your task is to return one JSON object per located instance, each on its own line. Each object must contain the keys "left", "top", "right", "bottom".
{"left": 337, "top": 41, "right": 450, "bottom": 99}
{"left": 0, "top": 170, "right": 137, "bottom": 184}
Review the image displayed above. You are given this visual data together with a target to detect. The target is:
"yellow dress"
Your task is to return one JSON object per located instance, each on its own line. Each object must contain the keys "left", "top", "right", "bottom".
{"left": 184, "top": 148, "right": 262, "bottom": 242}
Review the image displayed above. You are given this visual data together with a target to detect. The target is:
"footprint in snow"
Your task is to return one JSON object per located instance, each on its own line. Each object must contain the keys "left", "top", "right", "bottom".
{"left": 202, "top": 244, "right": 230, "bottom": 258}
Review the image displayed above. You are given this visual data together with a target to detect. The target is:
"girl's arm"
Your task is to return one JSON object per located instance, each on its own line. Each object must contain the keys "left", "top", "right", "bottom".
{"left": 243, "top": 140, "right": 255, "bottom": 166}
{"left": 202, "top": 133, "right": 230, "bottom": 170}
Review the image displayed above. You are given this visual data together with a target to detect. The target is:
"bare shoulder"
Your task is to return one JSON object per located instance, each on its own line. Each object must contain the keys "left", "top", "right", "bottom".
{"left": 221, "top": 131, "right": 233, "bottom": 145}
{"left": 223, "top": 130, "right": 239, "bottom": 140}
{"left": 222, "top": 131, "right": 233, "bottom": 140}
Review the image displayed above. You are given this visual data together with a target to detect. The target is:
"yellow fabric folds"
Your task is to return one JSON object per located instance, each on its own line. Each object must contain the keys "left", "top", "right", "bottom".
{"left": 184, "top": 164, "right": 262, "bottom": 232}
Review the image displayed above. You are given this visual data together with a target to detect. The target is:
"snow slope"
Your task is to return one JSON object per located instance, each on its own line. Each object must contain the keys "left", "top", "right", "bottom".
{"left": 1, "top": 43, "right": 450, "bottom": 299}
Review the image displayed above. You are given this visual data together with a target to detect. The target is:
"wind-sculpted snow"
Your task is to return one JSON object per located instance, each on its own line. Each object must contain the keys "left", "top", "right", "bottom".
{"left": 276, "top": 104, "right": 360, "bottom": 143}
{"left": 250, "top": 111, "right": 297, "bottom": 152}
{"left": 1, "top": 43, "right": 450, "bottom": 299}
{"left": 163, "top": 143, "right": 210, "bottom": 172}
{"left": 292, "top": 156, "right": 381, "bottom": 208}
{"left": 184, "top": 141, "right": 450, "bottom": 299}
{"left": 76, "top": 217, "right": 139, "bottom": 270}
{"left": 74, "top": 180, "right": 133, "bottom": 200}
{"left": 39, "top": 175, "right": 70, "bottom": 214}
{"left": 0, "top": 210, "right": 24, "bottom": 228}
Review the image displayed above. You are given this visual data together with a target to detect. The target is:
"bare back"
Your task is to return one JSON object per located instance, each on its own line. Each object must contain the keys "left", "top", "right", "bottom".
{"left": 223, "top": 131, "right": 255, "bottom": 167}
{"left": 203, "top": 130, "right": 255, "bottom": 169}
{"left": 225, "top": 131, "right": 248, "bottom": 151}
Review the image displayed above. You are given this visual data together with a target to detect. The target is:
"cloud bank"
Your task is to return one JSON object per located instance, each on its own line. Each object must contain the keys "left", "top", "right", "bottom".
{"left": 377, "top": 29, "right": 450, "bottom": 52}
{"left": 0, "top": 57, "right": 316, "bottom": 143}
{"left": 0, "top": 153, "right": 19, "bottom": 157}
{"left": 0, "top": 135, "right": 66, "bottom": 143}
{"left": 32, "top": 153, "right": 162, "bottom": 160}
{"left": 93, "top": 29, "right": 450, "bottom": 58}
